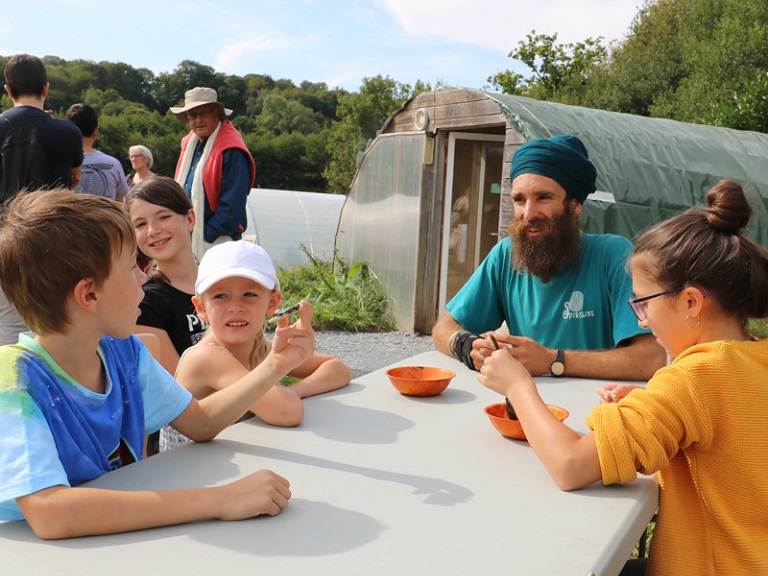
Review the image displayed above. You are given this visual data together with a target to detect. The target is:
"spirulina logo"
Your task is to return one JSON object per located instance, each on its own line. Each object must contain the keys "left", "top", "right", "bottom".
{"left": 562, "top": 291, "right": 596, "bottom": 320}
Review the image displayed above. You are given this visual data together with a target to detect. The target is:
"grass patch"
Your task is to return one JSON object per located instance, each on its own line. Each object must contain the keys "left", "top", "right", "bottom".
{"left": 277, "top": 246, "right": 396, "bottom": 333}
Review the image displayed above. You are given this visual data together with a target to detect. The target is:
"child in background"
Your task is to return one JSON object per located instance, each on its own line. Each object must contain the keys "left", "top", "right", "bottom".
{"left": 128, "top": 177, "right": 203, "bottom": 375}
{"left": 164, "top": 240, "right": 351, "bottom": 449}
{"left": 478, "top": 179, "right": 768, "bottom": 575}
{"left": 0, "top": 191, "right": 312, "bottom": 539}
{"left": 128, "top": 176, "right": 204, "bottom": 456}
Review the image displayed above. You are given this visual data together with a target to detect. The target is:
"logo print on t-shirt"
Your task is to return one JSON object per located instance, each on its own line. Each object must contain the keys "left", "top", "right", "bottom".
{"left": 562, "top": 291, "right": 595, "bottom": 320}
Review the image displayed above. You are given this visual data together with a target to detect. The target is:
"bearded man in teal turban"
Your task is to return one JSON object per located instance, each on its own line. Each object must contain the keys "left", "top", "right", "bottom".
{"left": 432, "top": 134, "right": 665, "bottom": 382}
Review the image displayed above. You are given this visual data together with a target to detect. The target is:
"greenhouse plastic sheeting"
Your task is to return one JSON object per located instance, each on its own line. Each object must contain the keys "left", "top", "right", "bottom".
{"left": 244, "top": 189, "right": 345, "bottom": 269}
{"left": 334, "top": 134, "right": 425, "bottom": 330}
{"left": 485, "top": 93, "right": 768, "bottom": 245}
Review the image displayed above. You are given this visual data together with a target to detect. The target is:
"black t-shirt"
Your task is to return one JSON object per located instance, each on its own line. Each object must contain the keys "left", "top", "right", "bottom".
{"left": 0, "top": 106, "right": 83, "bottom": 189}
{"left": 137, "top": 277, "right": 206, "bottom": 356}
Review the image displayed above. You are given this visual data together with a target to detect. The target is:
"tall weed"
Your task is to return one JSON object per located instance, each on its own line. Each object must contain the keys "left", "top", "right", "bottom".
{"left": 277, "top": 246, "right": 396, "bottom": 332}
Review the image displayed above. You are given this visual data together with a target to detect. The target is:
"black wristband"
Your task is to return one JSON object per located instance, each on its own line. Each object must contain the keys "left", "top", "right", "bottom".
{"left": 454, "top": 331, "right": 481, "bottom": 371}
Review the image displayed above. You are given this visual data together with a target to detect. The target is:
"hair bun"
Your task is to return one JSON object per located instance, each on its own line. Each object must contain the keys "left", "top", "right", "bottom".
{"left": 705, "top": 179, "right": 752, "bottom": 234}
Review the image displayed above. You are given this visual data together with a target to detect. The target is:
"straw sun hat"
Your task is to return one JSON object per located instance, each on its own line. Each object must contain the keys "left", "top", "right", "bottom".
{"left": 169, "top": 87, "right": 233, "bottom": 121}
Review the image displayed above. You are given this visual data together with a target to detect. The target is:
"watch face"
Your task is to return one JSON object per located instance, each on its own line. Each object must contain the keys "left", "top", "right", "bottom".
{"left": 551, "top": 362, "right": 565, "bottom": 376}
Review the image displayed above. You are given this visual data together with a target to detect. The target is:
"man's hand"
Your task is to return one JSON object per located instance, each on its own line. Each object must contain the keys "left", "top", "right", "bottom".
{"left": 472, "top": 333, "right": 555, "bottom": 376}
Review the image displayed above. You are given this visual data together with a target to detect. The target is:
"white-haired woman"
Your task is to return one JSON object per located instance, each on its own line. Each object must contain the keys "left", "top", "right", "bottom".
{"left": 126, "top": 144, "right": 155, "bottom": 189}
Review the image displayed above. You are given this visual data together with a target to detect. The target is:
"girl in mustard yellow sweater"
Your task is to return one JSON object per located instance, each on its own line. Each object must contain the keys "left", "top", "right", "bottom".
{"left": 479, "top": 178, "right": 768, "bottom": 575}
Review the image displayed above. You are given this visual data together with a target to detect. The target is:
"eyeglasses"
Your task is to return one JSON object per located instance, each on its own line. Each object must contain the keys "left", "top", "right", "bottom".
{"left": 628, "top": 288, "right": 681, "bottom": 322}
{"left": 129, "top": 154, "right": 144, "bottom": 160}
{"left": 186, "top": 107, "right": 215, "bottom": 120}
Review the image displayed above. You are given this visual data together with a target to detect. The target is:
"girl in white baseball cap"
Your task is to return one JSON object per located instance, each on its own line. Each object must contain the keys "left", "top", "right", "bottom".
{"left": 163, "top": 240, "right": 351, "bottom": 450}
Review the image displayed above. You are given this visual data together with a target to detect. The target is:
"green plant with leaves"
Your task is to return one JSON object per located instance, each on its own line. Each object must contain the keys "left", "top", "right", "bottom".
{"left": 488, "top": 30, "right": 608, "bottom": 103}
{"left": 748, "top": 318, "right": 768, "bottom": 339}
{"left": 277, "top": 246, "right": 395, "bottom": 333}
{"left": 323, "top": 75, "right": 429, "bottom": 194}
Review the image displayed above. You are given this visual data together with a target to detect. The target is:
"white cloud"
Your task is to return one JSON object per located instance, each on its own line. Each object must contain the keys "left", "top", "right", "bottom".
{"left": 215, "top": 36, "right": 290, "bottom": 71}
{"left": 375, "top": 0, "right": 639, "bottom": 52}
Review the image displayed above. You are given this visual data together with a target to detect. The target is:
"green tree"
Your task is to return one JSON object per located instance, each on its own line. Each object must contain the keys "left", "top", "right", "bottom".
{"left": 98, "top": 106, "right": 187, "bottom": 178}
{"left": 0, "top": 52, "right": 443, "bottom": 192}
{"left": 649, "top": 0, "right": 768, "bottom": 127}
{"left": 575, "top": 0, "right": 768, "bottom": 130}
{"left": 595, "top": 0, "right": 707, "bottom": 117}
{"left": 489, "top": 0, "right": 768, "bottom": 133}
{"left": 153, "top": 60, "right": 219, "bottom": 112}
{"left": 245, "top": 131, "right": 328, "bottom": 191}
{"left": 100, "top": 62, "right": 156, "bottom": 109}
{"left": 323, "top": 75, "right": 418, "bottom": 193}
{"left": 703, "top": 69, "right": 768, "bottom": 132}
{"left": 256, "top": 93, "right": 324, "bottom": 135}
{"left": 488, "top": 31, "right": 608, "bottom": 104}
{"left": 322, "top": 120, "right": 367, "bottom": 194}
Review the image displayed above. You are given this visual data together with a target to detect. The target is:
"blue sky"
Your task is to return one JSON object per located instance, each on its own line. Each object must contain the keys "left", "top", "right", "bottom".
{"left": 1, "top": 0, "right": 643, "bottom": 93}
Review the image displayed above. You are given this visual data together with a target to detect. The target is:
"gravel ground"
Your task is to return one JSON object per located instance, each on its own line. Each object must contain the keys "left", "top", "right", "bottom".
{"left": 314, "top": 330, "right": 436, "bottom": 379}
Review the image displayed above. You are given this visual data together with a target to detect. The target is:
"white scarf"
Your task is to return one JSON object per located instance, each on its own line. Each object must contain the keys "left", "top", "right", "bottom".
{"left": 175, "top": 121, "right": 222, "bottom": 261}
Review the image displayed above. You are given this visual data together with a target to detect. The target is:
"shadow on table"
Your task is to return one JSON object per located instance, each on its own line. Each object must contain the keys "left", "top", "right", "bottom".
{"left": 221, "top": 440, "right": 474, "bottom": 508}
{"left": 0, "top": 498, "right": 383, "bottom": 559}
{"left": 273, "top": 396, "right": 415, "bottom": 445}
{"left": 0, "top": 437, "right": 473, "bottom": 557}
{"left": 275, "top": 382, "right": 477, "bottom": 445}
{"left": 319, "top": 381, "right": 477, "bottom": 406}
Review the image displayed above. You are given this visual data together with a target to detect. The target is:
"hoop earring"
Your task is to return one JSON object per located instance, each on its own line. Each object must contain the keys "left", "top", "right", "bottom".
{"left": 685, "top": 314, "right": 700, "bottom": 329}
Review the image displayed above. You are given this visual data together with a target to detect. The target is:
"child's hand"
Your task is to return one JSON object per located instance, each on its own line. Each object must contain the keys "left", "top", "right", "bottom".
{"left": 216, "top": 470, "right": 291, "bottom": 520}
{"left": 598, "top": 383, "right": 641, "bottom": 403}
{"left": 269, "top": 300, "right": 315, "bottom": 373}
{"left": 478, "top": 348, "right": 533, "bottom": 396}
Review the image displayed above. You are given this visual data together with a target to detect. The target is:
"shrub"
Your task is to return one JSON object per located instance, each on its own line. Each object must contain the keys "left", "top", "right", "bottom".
{"left": 277, "top": 246, "right": 396, "bottom": 333}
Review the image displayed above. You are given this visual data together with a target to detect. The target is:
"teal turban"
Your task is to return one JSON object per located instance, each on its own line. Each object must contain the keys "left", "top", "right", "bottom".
{"left": 509, "top": 134, "right": 597, "bottom": 204}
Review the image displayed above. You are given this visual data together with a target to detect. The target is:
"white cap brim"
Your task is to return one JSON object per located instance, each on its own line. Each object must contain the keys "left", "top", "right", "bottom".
{"left": 195, "top": 268, "right": 277, "bottom": 295}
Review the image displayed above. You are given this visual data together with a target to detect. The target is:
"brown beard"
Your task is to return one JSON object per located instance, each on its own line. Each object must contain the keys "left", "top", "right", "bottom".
{"left": 509, "top": 203, "right": 581, "bottom": 283}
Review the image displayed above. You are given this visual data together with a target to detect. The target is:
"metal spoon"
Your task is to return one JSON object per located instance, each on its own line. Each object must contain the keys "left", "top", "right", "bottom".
{"left": 488, "top": 334, "right": 517, "bottom": 420}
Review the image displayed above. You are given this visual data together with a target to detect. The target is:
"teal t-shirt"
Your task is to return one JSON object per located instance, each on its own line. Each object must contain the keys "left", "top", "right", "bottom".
{"left": 447, "top": 234, "right": 647, "bottom": 350}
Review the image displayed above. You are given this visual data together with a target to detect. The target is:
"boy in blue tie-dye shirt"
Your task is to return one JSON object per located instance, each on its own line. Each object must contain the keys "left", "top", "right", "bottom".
{"left": 0, "top": 190, "right": 313, "bottom": 539}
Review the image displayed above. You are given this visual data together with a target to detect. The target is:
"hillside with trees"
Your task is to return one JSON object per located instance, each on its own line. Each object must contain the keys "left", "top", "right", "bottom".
{"left": 3, "top": 0, "right": 767, "bottom": 194}
{"left": 0, "top": 56, "right": 425, "bottom": 193}
{"left": 489, "top": 0, "right": 768, "bottom": 133}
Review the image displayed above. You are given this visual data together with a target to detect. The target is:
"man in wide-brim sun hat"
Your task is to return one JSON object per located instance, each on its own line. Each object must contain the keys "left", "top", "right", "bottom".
{"left": 171, "top": 86, "right": 256, "bottom": 260}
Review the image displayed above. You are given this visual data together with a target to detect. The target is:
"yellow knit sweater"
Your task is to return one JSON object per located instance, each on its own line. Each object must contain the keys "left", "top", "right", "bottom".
{"left": 587, "top": 339, "right": 768, "bottom": 575}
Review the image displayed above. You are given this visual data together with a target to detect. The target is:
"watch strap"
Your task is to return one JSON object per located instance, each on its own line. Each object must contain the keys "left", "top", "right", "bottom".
{"left": 551, "top": 349, "right": 565, "bottom": 377}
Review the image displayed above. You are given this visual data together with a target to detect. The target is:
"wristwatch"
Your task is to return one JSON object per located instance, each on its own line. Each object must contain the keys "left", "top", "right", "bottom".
{"left": 550, "top": 349, "right": 565, "bottom": 377}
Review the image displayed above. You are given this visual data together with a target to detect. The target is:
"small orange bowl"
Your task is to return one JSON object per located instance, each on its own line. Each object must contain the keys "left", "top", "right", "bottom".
{"left": 386, "top": 366, "right": 456, "bottom": 397}
{"left": 484, "top": 403, "right": 569, "bottom": 440}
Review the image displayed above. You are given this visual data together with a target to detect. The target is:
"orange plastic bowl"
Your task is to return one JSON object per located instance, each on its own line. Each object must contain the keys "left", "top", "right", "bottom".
{"left": 386, "top": 366, "right": 456, "bottom": 397}
{"left": 484, "top": 403, "right": 569, "bottom": 440}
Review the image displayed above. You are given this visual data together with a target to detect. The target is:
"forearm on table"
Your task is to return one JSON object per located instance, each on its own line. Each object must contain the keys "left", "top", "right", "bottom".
{"left": 432, "top": 314, "right": 465, "bottom": 356}
{"left": 182, "top": 359, "right": 286, "bottom": 439}
{"left": 508, "top": 386, "right": 602, "bottom": 491}
{"left": 562, "top": 334, "right": 665, "bottom": 381}
{"left": 288, "top": 358, "right": 351, "bottom": 398}
{"left": 18, "top": 484, "right": 225, "bottom": 540}
{"left": 249, "top": 385, "right": 304, "bottom": 427}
